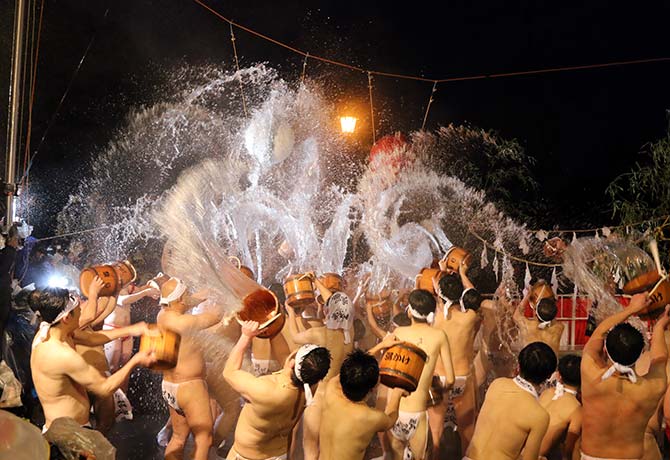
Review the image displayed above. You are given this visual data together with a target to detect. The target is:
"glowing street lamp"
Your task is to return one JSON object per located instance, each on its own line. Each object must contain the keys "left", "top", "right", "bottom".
{"left": 340, "top": 116, "right": 357, "bottom": 134}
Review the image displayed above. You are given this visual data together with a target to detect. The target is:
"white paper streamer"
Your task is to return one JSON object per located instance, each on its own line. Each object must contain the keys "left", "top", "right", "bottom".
{"left": 551, "top": 267, "right": 559, "bottom": 295}
{"left": 480, "top": 245, "right": 489, "bottom": 269}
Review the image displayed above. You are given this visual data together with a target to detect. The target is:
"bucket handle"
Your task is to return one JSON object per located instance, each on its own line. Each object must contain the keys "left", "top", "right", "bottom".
{"left": 227, "top": 256, "right": 242, "bottom": 270}
{"left": 648, "top": 274, "right": 669, "bottom": 298}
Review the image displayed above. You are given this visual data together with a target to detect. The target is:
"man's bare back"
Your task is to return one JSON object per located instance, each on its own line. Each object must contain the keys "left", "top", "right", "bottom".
{"left": 467, "top": 378, "right": 549, "bottom": 460}
{"left": 319, "top": 377, "right": 404, "bottom": 460}
{"left": 581, "top": 296, "right": 669, "bottom": 459}
{"left": 393, "top": 323, "right": 453, "bottom": 411}
{"left": 538, "top": 386, "right": 581, "bottom": 458}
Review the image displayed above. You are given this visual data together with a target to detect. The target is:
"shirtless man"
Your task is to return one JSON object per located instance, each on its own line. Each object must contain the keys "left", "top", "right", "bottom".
{"left": 157, "top": 277, "right": 224, "bottom": 460}
{"left": 539, "top": 354, "right": 582, "bottom": 460}
{"left": 319, "top": 346, "right": 408, "bottom": 460}
{"left": 30, "top": 287, "right": 155, "bottom": 431}
{"left": 580, "top": 295, "right": 669, "bottom": 460}
{"left": 514, "top": 281, "right": 565, "bottom": 357}
{"left": 223, "top": 320, "right": 331, "bottom": 460}
{"left": 465, "top": 341, "right": 556, "bottom": 460}
{"left": 432, "top": 265, "right": 481, "bottom": 455}
{"left": 388, "top": 288, "right": 454, "bottom": 460}
{"left": 285, "top": 272, "right": 354, "bottom": 460}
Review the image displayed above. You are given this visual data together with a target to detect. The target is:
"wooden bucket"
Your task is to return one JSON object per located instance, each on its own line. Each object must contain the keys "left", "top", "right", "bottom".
{"left": 316, "top": 273, "right": 344, "bottom": 304}
{"left": 379, "top": 342, "right": 427, "bottom": 392}
{"left": 238, "top": 289, "right": 283, "bottom": 339}
{"left": 284, "top": 274, "right": 316, "bottom": 309}
{"left": 443, "top": 246, "right": 472, "bottom": 273}
{"left": 529, "top": 281, "right": 555, "bottom": 307}
{"left": 623, "top": 270, "right": 661, "bottom": 295}
{"left": 638, "top": 275, "right": 670, "bottom": 320}
{"left": 416, "top": 268, "right": 441, "bottom": 293}
{"left": 79, "top": 260, "right": 137, "bottom": 297}
{"left": 228, "top": 256, "right": 255, "bottom": 280}
{"left": 368, "top": 298, "right": 392, "bottom": 325}
{"left": 140, "top": 325, "right": 181, "bottom": 371}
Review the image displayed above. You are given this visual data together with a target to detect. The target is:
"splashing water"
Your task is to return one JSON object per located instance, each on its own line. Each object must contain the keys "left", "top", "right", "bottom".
{"left": 55, "top": 64, "right": 569, "bottom": 364}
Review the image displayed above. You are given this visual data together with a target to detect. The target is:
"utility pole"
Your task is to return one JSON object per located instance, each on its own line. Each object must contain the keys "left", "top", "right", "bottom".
{"left": 4, "top": 0, "right": 27, "bottom": 229}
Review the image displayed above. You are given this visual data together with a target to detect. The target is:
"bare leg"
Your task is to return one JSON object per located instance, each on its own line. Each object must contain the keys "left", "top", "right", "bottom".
{"left": 375, "top": 386, "right": 392, "bottom": 460}
{"left": 179, "top": 380, "right": 213, "bottom": 460}
{"left": 408, "top": 413, "right": 429, "bottom": 460}
{"left": 454, "top": 377, "right": 477, "bottom": 453}
{"left": 427, "top": 397, "right": 447, "bottom": 459}
{"left": 388, "top": 432, "right": 405, "bottom": 460}
{"left": 165, "top": 408, "right": 189, "bottom": 460}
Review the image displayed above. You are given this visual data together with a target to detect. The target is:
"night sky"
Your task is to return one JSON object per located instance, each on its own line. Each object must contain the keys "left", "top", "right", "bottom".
{"left": 1, "top": 0, "right": 669, "bottom": 234}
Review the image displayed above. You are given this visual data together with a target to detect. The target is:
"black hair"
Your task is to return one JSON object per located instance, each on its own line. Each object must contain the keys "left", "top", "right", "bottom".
{"left": 292, "top": 347, "right": 331, "bottom": 387}
{"left": 392, "top": 312, "right": 411, "bottom": 327}
{"left": 29, "top": 287, "right": 71, "bottom": 323}
{"left": 12, "top": 289, "right": 32, "bottom": 309}
{"left": 340, "top": 349, "right": 379, "bottom": 401}
{"left": 536, "top": 298, "right": 557, "bottom": 321}
{"left": 518, "top": 342, "right": 557, "bottom": 385}
{"left": 408, "top": 289, "right": 436, "bottom": 322}
{"left": 438, "top": 274, "right": 463, "bottom": 301}
{"left": 605, "top": 323, "right": 644, "bottom": 366}
{"left": 462, "top": 289, "right": 482, "bottom": 312}
{"left": 267, "top": 283, "right": 286, "bottom": 306}
{"left": 558, "top": 355, "right": 581, "bottom": 387}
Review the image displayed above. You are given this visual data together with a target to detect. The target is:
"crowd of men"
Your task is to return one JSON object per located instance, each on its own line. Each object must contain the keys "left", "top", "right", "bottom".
{"left": 2, "top": 231, "right": 670, "bottom": 460}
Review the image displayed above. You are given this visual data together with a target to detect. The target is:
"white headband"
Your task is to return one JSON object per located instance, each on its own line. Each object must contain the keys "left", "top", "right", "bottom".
{"left": 159, "top": 277, "right": 187, "bottom": 306}
{"left": 535, "top": 308, "right": 552, "bottom": 330}
{"left": 295, "top": 344, "right": 320, "bottom": 406}
{"left": 601, "top": 344, "right": 638, "bottom": 383}
{"left": 439, "top": 286, "right": 475, "bottom": 318}
{"left": 407, "top": 304, "right": 435, "bottom": 325}
{"left": 32, "top": 293, "right": 80, "bottom": 349}
{"left": 148, "top": 272, "right": 164, "bottom": 291}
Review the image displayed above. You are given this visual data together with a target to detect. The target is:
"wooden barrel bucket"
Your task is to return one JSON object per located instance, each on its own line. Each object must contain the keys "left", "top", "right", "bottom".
{"left": 284, "top": 274, "right": 316, "bottom": 309}
{"left": 256, "top": 309, "right": 285, "bottom": 340}
{"left": 443, "top": 246, "right": 472, "bottom": 273}
{"left": 238, "top": 289, "right": 283, "bottom": 339}
{"left": 623, "top": 270, "right": 661, "bottom": 295}
{"left": 416, "top": 268, "right": 442, "bottom": 293}
{"left": 316, "top": 273, "right": 344, "bottom": 304}
{"left": 79, "top": 260, "right": 137, "bottom": 297}
{"left": 240, "top": 266, "right": 255, "bottom": 280}
{"left": 638, "top": 275, "right": 670, "bottom": 320}
{"left": 529, "top": 281, "right": 555, "bottom": 307}
{"left": 140, "top": 326, "right": 181, "bottom": 371}
{"left": 379, "top": 342, "right": 427, "bottom": 392}
{"left": 368, "top": 298, "right": 392, "bottom": 325}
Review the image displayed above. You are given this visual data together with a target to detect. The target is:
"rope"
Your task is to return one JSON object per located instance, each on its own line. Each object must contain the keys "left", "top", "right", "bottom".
{"left": 229, "top": 21, "right": 248, "bottom": 117}
{"left": 300, "top": 52, "right": 309, "bottom": 85}
{"left": 468, "top": 228, "right": 561, "bottom": 268}
{"left": 191, "top": 0, "right": 670, "bottom": 84}
{"left": 20, "top": 0, "right": 45, "bottom": 197}
{"left": 528, "top": 215, "right": 669, "bottom": 235}
{"left": 421, "top": 81, "right": 437, "bottom": 131}
{"left": 367, "top": 72, "right": 376, "bottom": 144}
{"left": 21, "top": 7, "right": 110, "bottom": 183}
